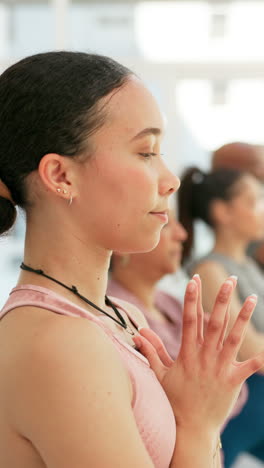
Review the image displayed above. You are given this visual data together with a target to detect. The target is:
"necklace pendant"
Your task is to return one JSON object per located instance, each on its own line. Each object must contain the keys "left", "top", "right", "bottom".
{"left": 125, "top": 326, "right": 135, "bottom": 336}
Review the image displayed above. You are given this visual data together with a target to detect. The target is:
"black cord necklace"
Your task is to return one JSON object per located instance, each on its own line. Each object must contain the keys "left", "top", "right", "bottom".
{"left": 20, "top": 262, "right": 135, "bottom": 335}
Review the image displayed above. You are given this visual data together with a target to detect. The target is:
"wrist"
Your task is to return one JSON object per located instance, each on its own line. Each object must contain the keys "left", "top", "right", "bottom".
{"left": 172, "top": 425, "right": 221, "bottom": 462}
{"left": 169, "top": 425, "right": 221, "bottom": 468}
{"left": 175, "top": 417, "right": 221, "bottom": 442}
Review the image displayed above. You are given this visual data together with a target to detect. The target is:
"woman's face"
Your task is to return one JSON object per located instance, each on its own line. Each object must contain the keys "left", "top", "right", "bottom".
{"left": 221, "top": 175, "right": 264, "bottom": 242}
{"left": 74, "top": 77, "right": 180, "bottom": 253}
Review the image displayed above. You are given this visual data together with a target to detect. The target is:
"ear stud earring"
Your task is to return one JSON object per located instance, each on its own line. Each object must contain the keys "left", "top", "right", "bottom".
{"left": 56, "top": 187, "right": 73, "bottom": 206}
{"left": 56, "top": 187, "right": 68, "bottom": 194}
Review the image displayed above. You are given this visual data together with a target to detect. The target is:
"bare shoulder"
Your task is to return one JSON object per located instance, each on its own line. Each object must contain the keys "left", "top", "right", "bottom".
{"left": 3, "top": 306, "right": 153, "bottom": 467}
{"left": 18, "top": 305, "right": 131, "bottom": 378}
{"left": 110, "top": 296, "right": 149, "bottom": 328}
{"left": 192, "top": 259, "right": 229, "bottom": 282}
{"left": 4, "top": 306, "right": 132, "bottom": 419}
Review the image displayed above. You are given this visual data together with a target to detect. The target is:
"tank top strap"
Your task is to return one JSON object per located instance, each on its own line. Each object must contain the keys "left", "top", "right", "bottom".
{"left": 0, "top": 284, "right": 114, "bottom": 338}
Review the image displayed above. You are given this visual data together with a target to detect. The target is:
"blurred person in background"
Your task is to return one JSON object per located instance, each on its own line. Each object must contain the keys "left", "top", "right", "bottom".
{"left": 178, "top": 166, "right": 264, "bottom": 468}
{"left": 212, "top": 142, "right": 264, "bottom": 268}
{"left": 212, "top": 142, "right": 264, "bottom": 181}
{"left": 108, "top": 210, "right": 187, "bottom": 360}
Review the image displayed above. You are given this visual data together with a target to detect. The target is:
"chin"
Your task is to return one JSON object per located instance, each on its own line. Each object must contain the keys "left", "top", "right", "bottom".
{"left": 119, "top": 235, "right": 161, "bottom": 255}
{"left": 167, "top": 264, "right": 179, "bottom": 274}
{"left": 250, "top": 232, "right": 264, "bottom": 241}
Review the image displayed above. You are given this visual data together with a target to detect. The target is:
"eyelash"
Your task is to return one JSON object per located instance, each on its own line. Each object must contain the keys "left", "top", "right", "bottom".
{"left": 138, "top": 152, "right": 158, "bottom": 158}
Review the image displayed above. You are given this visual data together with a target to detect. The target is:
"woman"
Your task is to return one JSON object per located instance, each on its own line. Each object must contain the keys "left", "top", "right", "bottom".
{"left": 178, "top": 166, "right": 264, "bottom": 467}
{"left": 212, "top": 141, "right": 264, "bottom": 268}
{"left": 0, "top": 52, "right": 262, "bottom": 468}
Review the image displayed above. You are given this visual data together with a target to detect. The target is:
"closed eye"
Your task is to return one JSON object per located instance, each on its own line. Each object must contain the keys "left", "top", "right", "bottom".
{"left": 138, "top": 152, "right": 159, "bottom": 158}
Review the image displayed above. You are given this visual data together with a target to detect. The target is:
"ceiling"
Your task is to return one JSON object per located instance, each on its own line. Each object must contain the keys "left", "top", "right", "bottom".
{"left": 1, "top": 0, "right": 256, "bottom": 4}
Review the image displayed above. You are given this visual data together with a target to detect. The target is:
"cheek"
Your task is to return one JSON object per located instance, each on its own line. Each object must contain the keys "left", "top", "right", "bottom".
{"left": 101, "top": 163, "right": 156, "bottom": 202}
{"left": 247, "top": 208, "right": 263, "bottom": 224}
{"left": 236, "top": 207, "right": 264, "bottom": 235}
{"left": 125, "top": 166, "right": 157, "bottom": 193}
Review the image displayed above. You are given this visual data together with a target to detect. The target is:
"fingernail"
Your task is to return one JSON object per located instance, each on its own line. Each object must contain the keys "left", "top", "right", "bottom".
{"left": 250, "top": 294, "right": 258, "bottom": 300}
{"left": 138, "top": 326, "right": 144, "bottom": 332}
{"left": 229, "top": 275, "right": 238, "bottom": 281}
{"left": 222, "top": 280, "right": 233, "bottom": 293}
{"left": 193, "top": 273, "right": 200, "bottom": 279}
{"left": 188, "top": 279, "right": 197, "bottom": 292}
{"left": 245, "top": 297, "right": 257, "bottom": 311}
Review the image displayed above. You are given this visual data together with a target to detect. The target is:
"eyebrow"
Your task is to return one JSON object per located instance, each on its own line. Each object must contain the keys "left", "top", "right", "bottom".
{"left": 130, "top": 127, "right": 162, "bottom": 142}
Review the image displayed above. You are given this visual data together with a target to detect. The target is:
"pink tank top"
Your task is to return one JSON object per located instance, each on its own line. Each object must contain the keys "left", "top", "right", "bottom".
{"left": 0, "top": 285, "right": 176, "bottom": 468}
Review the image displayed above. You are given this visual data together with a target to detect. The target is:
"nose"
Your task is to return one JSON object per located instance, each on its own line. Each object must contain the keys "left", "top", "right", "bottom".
{"left": 158, "top": 160, "right": 180, "bottom": 197}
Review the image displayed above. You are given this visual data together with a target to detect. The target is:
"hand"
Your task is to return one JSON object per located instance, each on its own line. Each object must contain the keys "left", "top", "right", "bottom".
{"left": 133, "top": 275, "right": 264, "bottom": 433}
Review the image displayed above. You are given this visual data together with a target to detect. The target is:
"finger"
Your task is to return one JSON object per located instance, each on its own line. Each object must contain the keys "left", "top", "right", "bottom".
{"left": 204, "top": 279, "right": 233, "bottom": 351}
{"left": 193, "top": 274, "right": 204, "bottom": 344}
{"left": 216, "top": 276, "right": 238, "bottom": 350}
{"left": 137, "top": 327, "right": 174, "bottom": 367}
{"left": 181, "top": 278, "right": 198, "bottom": 357}
{"left": 217, "top": 310, "right": 229, "bottom": 350}
{"left": 133, "top": 334, "right": 166, "bottom": 381}
{"left": 232, "top": 350, "right": 264, "bottom": 385}
{"left": 220, "top": 295, "right": 257, "bottom": 363}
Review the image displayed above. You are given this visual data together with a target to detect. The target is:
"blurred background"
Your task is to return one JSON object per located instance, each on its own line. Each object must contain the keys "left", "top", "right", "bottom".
{"left": 0, "top": 1, "right": 264, "bottom": 466}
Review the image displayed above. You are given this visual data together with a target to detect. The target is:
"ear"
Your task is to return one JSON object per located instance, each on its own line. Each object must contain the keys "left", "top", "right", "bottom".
{"left": 38, "top": 153, "right": 77, "bottom": 198}
{"left": 210, "top": 199, "right": 231, "bottom": 226}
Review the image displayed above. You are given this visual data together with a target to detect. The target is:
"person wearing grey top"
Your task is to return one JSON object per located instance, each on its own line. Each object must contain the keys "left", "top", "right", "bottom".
{"left": 193, "top": 252, "right": 264, "bottom": 333}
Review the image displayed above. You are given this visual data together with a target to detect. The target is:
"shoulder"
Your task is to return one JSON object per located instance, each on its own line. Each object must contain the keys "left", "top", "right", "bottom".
{"left": 4, "top": 307, "right": 154, "bottom": 467}
{"left": 29, "top": 306, "right": 130, "bottom": 373}
{"left": 191, "top": 258, "right": 229, "bottom": 282}
{"left": 109, "top": 296, "right": 149, "bottom": 328}
{"left": 6, "top": 306, "right": 132, "bottom": 409}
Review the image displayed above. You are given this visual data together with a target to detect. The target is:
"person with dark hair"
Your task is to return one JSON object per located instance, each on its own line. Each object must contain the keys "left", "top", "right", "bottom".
{"left": 212, "top": 141, "right": 264, "bottom": 268}
{"left": 0, "top": 52, "right": 263, "bottom": 468}
{"left": 178, "top": 166, "right": 264, "bottom": 467}
{"left": 212, "top": 142, "right": 264, "bottom": 181}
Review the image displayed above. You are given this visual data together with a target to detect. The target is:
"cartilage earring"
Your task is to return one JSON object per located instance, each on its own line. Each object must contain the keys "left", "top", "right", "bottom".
{"left": 63, "top": 189, "right": 68, "bottom": 194}
{"left": 56, "top": 188, "right": 61, "bottom": 193}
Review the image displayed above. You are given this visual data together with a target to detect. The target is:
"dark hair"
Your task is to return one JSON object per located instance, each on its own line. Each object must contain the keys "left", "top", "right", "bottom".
{"left": 0, "top": 51, "right": 132, "bottom": 235}
{"left": 178, "top": 167, "right": 245, "bottom": 262}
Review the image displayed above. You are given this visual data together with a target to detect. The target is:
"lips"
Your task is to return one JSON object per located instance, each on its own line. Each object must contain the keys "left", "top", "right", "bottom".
{"left": 150, "top": 211, "right": 168, "bottom": 223}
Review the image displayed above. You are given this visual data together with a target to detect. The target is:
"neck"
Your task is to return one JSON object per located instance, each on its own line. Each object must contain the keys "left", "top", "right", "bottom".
{"left": 18, "top": 219, "right": 110, "bottom": 311}
{"left": 213, "top": 229, "right": 248, "bottom": 262}
{"left": 111, "top": 267, "right": 158, "bottom": 311}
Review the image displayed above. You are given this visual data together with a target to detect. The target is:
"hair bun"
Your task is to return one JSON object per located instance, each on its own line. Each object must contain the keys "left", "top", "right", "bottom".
{"left": 0, "top": 197, "right": 17, "bottom": 235}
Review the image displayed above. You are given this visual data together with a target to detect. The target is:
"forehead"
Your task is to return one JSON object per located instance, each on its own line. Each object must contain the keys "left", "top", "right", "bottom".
{"left": 233, "top": 174, "right": 262, "bottom": 197}
{"left": 100, "top": 77, "right": 165, "bottom": 141}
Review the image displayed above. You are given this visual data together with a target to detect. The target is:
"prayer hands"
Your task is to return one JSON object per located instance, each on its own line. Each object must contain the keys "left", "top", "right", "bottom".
{"left": 133, "top": 275, "right": 264, "bottom": 433}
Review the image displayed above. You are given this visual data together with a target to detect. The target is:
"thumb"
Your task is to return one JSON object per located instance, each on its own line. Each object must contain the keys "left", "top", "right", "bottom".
{"left": 133, "top": 334, "right": 167, "bottom": 381}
